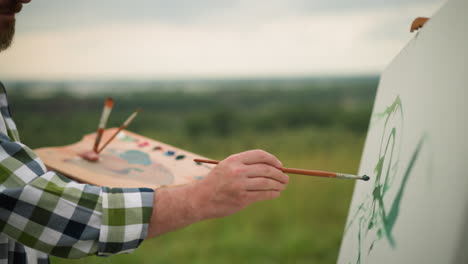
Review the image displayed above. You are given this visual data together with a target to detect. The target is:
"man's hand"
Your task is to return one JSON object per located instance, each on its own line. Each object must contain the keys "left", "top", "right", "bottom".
{"left": 146, "top": 149, "right": 288, "bottom": 238}
{"left": 193, "top": 149, "right": 289, "bottom": 219}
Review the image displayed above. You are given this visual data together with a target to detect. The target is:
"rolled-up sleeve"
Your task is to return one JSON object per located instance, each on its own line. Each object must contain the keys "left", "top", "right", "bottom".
{"left": 0, "top": 134, "right": 154, "bottom": 258}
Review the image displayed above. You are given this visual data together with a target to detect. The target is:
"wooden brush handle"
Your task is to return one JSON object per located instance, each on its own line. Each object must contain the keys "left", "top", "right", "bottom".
{"left": 193, "top": 159, "right": 337, "bottom": 178}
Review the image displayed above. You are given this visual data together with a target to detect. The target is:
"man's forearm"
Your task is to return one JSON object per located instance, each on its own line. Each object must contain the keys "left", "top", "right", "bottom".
{"left": 145, "top": 150, "right": 288, "bottom": 239}
{"left": 146, "top": 183, "right": 203, "bottom": 238}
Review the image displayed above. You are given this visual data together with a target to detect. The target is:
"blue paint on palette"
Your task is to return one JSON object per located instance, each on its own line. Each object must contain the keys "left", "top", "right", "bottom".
{"left": 119, "top": 150, "right": 152, "bottom": 166}
{"left": 165, "top": 151, "right": 175, "bottom": 156}
{"left": 194, "top": 176, "right": 204, "bottom": 180}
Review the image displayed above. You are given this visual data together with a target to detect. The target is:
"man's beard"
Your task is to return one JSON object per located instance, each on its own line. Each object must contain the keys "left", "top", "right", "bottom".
{"left": 0, "top": 20, "right": 15, "bottom": 52}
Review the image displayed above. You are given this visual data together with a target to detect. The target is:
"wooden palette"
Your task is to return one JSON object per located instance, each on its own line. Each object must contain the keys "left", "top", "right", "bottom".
{"left": 34, "top": 128, "right": 214, "bottom": 189}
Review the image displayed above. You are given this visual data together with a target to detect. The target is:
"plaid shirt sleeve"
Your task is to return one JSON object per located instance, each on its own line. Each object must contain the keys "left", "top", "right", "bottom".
{"left": 0, "top": 132, "right": 154, "bottom": 258}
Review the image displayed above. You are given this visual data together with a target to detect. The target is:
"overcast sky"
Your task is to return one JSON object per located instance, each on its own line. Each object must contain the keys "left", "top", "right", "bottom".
{"left": 1, "top": 0, "right": 444, "bottom": 80}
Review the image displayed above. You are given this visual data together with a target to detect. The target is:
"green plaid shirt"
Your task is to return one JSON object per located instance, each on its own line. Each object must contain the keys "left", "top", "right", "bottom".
{"left": 0, "top": 83, "right": 154, "bottom": 263}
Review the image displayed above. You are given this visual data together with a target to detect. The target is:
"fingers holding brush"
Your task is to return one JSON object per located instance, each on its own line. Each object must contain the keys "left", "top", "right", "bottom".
{"left": 245, "top": 177, "right": 287, "bottom": 191}
{"left": 243, "top": 163, "right": 289, "bottom": 184}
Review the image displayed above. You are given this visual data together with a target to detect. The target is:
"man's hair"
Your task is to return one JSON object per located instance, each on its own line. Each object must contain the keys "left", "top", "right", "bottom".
{"left": 0, "top": 21, "right": 15, "bottom": 52}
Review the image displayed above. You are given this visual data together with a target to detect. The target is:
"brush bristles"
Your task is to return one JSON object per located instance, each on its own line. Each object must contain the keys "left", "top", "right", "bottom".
{"left": 105, "top": 97, "right": 114, "bottom": 108}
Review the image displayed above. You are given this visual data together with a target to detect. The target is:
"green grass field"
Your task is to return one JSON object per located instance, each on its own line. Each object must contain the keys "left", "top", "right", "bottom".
{"left": 6, "top": 77, "right": 376, "bottom": 263}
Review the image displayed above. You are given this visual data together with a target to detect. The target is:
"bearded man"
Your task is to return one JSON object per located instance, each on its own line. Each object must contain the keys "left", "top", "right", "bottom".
{"left": 0, "top": 1, "right": 288, "bottom": 263}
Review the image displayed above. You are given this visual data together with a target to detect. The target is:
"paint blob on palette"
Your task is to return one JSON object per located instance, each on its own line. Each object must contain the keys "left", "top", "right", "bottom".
{"left": 35, "top": 128, "right": 214, "bottom": 188}
{"left": 65, "top": 149, "right": 175, "bottom": 185}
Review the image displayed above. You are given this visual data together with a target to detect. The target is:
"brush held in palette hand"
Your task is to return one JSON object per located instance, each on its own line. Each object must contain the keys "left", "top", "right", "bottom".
{"left": 80, "top": 97, "right": 115, "bottom": 162}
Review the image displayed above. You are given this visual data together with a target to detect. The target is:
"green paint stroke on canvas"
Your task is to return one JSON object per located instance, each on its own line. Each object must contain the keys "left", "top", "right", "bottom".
{"left": 343, "top": 96, "right": 427, "bottom": 264}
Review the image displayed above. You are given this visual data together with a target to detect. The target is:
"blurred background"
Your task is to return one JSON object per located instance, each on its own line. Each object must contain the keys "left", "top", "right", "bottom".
{"left": 1, "top": 0, "right": 442, "bottom": 263}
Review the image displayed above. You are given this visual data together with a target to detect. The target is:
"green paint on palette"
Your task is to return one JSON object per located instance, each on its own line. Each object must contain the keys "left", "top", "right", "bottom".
{"left": 195, "top": 162, "right": 212, "bottom": 170}
{"left": 194, "top": 176, "right": 204, "bottom": 180}
{"left": 120, "top": 135, "right": 137, "bottom": 142}
{"left": 113, "top": 167, "right": 145, "bottom": 175}
{"left": 175, "top": 155, "right": 185, "bottom": 160}
{"left": 119, "top": 150, "right": 152, "bottom": 166}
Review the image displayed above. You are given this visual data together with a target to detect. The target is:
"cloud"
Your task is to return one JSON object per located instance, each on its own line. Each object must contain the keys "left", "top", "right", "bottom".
{"left": 18, "top": 0, "right": 442, "bottom": 31}
{"left": 1, "top": 0, "right": 443, "bottom": 80}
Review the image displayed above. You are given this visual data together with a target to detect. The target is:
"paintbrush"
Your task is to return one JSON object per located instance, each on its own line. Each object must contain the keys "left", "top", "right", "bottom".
{"left": 193, "top": 158, "right": 370, "bottom": 181}
{"left": 97, "top": 108, "right": 142, "bottom": 154}
{"left": 80, "top": 97, "right": 115, "bottom": 162}
{"left": 93, "top": 97, "right": 114, "bottom": 152}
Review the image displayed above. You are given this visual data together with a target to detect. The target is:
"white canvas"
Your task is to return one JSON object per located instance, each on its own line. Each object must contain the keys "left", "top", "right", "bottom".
{"left": 338, "top": 0, "right": 468, "bottom": 263}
